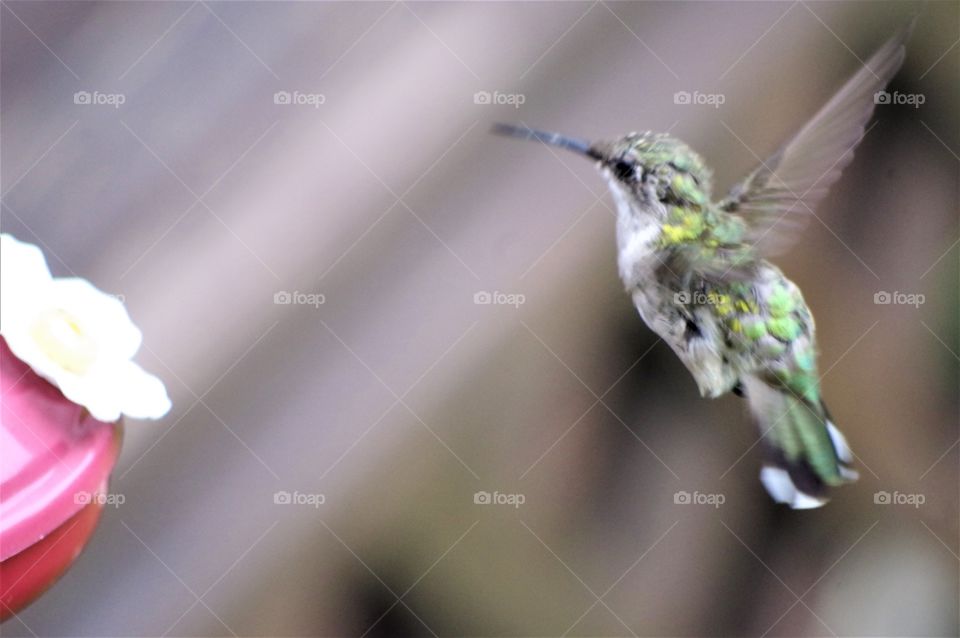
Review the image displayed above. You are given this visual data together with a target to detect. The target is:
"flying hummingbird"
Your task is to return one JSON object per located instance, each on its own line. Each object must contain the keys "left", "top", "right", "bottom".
{"left": 495, "top": 25, "right": 912, "bottom": 508}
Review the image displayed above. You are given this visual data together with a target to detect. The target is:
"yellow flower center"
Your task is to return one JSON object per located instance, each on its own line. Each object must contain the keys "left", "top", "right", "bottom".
{"left": 29, "top": 308, "right": 98, "bottom": 374}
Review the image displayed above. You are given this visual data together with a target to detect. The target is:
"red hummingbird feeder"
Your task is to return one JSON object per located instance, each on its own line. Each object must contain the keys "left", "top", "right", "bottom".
{"left": 0, "top": 337, "right": 123, "bottom": 620}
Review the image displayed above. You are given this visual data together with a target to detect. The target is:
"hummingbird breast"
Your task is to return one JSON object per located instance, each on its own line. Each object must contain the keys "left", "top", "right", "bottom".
{"left": 609, "top": 180, "right": 667, "bottom": 285}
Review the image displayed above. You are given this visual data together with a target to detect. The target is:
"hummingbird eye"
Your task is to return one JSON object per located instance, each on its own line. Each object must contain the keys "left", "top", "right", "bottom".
{"left": 613, "top": 160, "right": 635, "bottom": 181}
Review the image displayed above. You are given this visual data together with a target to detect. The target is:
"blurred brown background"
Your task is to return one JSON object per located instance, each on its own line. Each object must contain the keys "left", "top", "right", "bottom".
{"left": 2, "top": 1, "right": 957, "bottom": 636}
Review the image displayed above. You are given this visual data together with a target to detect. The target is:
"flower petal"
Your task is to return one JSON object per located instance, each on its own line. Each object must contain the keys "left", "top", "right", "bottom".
{"left": 55, "top": 366, "right": 123, "bottom": 423}
{"left": 1, "top": 233, "right": 53, "bottom": 333}
{"left": 47, "top": 278, "right": 142, "bottom": 360}
{"left": 115, "top": 360, "right": 172, "bottom": 419}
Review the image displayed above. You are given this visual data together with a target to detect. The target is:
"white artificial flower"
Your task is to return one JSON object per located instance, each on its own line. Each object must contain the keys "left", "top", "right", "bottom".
{"left": 0, "top": 233, "right": 171, "bottom": 422}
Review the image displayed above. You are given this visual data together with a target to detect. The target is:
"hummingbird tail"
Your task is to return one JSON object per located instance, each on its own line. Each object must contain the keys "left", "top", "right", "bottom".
{"left": 743, "top": 376, "right": 858, "bottom": 509}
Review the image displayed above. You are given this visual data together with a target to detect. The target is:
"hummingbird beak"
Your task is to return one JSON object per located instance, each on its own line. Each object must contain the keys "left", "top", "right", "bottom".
{"left": 492, "top": 123, "right": 603, "bottom": 161}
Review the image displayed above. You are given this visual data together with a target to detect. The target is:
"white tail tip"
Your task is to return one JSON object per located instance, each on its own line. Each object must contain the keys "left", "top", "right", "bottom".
{"left": 760, "top": 467, "right": 828, "bottom": 510}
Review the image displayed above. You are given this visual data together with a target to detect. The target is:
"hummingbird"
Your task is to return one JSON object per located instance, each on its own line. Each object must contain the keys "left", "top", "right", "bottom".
{"left": 494, "top": 25, "right": 911, "bottom": 508}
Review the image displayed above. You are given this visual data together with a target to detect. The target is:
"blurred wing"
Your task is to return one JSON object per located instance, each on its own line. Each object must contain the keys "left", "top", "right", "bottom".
{"left": 721, "top": 22, "right": 912, "bottom": 254}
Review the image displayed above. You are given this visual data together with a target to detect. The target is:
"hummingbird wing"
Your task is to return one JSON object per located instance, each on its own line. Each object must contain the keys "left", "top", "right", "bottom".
{"left": 720, "top": 22, "right": 912, "bottom": 255}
